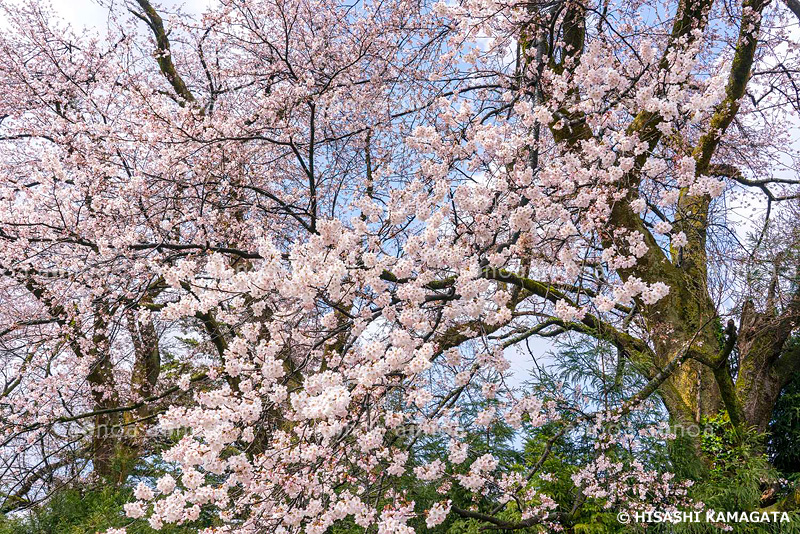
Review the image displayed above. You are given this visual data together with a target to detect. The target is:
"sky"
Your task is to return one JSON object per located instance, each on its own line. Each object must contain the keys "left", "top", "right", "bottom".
{"left": 47, "top": 0, "right": 213, "bottom": 30}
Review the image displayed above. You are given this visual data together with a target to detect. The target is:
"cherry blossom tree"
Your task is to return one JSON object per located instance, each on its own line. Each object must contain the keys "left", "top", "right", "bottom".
{"left": 0, "top": 0, "right": 798, "bottom": 531}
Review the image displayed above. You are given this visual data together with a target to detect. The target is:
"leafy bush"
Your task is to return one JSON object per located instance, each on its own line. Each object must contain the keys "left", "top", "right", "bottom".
{"left": 0, "top": 485, "right": 213, "bottom": 534}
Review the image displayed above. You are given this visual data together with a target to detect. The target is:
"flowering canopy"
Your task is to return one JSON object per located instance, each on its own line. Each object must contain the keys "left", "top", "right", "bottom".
{"left": 0, "top": 0, "right": 798, "bottom": 531}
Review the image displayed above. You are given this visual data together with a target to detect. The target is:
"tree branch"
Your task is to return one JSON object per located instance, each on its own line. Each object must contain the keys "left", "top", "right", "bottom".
{"left": 131, "top": 0, "right": 196, "bottom": 105}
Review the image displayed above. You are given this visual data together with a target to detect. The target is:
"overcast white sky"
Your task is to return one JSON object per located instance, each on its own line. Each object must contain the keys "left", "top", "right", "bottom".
{"left": 49, "top": 0, "right": 213, "bottom": 29}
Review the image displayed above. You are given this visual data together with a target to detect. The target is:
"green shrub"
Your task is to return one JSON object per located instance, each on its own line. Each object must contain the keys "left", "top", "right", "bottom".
{"left": 0, "top": 485, "right": 213, "bottom": 534}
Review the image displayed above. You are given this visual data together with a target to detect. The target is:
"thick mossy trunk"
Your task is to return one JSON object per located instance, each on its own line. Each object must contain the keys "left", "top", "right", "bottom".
{"left": 638, "top": 260, "right": 799, "bottom": 483}
{"left": 736, "top": 301, "right": 800, "bottom": 432}
{"left": 654, "top": 295, "right": 799, "bottom": 486}
{"left": 90, "top": 306, "right": 162, "bottom": 486}
{"left": 641, "top": 264, "right": 727, "bottom": 424}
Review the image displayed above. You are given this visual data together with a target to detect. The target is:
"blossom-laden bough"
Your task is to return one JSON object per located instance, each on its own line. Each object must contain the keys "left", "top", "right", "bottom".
{"left": 0, "top": 0, "right": 798, "bottom": 531}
